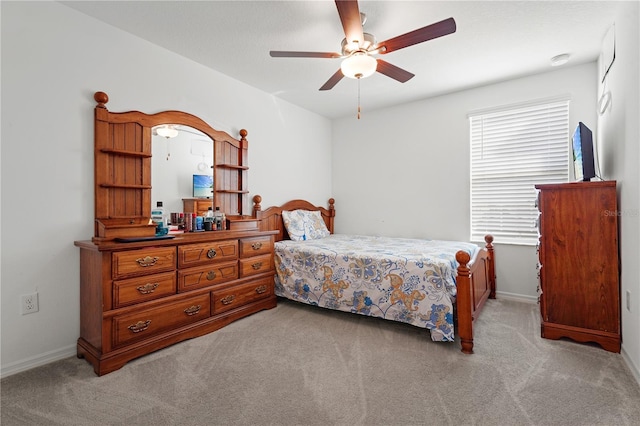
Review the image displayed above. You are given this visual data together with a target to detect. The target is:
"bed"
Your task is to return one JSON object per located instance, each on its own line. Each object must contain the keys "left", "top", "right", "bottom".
{"left": 252, "top": 195, "right": 496, "bottom": 354}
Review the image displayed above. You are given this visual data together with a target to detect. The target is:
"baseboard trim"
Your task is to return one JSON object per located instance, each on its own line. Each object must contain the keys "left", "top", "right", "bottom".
{"left": 1, "top": 344, "right": 76, "bottom": 379}
{"left": 621, "top": 347, "right": 640, "bottom": 387}
{"left": 495, "top": 291, "right": 537, "bottom": 304}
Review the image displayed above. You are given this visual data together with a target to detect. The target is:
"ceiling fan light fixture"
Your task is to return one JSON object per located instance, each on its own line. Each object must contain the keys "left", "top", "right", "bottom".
{"left": 156, "top": 125, "right": 179, "bottom": 138}
{"left": 341, "top": 53, "right": 377, "bottom": 79}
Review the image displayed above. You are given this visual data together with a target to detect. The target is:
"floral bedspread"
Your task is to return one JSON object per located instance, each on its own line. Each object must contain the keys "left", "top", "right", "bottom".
{"left": 274, "top": 234, "right": 480, "bottom": 341}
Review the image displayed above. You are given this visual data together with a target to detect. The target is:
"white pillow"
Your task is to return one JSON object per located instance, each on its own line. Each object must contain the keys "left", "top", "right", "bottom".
{"left": 282, "top": 210, "right": 330, "bottom": 241}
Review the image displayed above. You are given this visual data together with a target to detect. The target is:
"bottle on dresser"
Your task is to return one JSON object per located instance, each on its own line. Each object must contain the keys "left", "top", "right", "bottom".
{"left": 151, "top": 201, "right": 167, "bottom": 235}
{"left": 191, "top": 213, "right": 198, "bottom": 232}
{"left": 151, "top": 201, "right": 165, "bottom": 226}
{"left": 184, "top": 212, "right": 192, "bottom": 232}
{"left": 214, "top": 207, "right": 224, "bottom": 230}
{"left": 204, "top": 207, "right": 214, "bottom": 231}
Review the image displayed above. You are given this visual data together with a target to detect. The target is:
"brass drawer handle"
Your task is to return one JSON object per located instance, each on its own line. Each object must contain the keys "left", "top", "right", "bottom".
{"left": 128, "top": 320, "right": 151, "bottom": 333}
{"left": 255, "top": 285, "right": 267, "bottom": 294}
{"left": 136, "top": 283, "right": 159, "bottom": 294}
{"left": 207, "top": 248, "right": 217, "bottom": 259}
{"left": 206, "top": 271, "right": 217, "bottom": 280}
{"left": 184, "top": 305, "right": 202, "bottom": 316}
{"left": 251, "top": 242, "right": 263, "bottom": 250}
{"left": 251, "top": 262, "right": 263, "bottom": 270}
{"left": 221, "top": 295, "right": 235, "bottom": 305}
{"left": 136, "top": 256, "right": 159, "bottom": 267}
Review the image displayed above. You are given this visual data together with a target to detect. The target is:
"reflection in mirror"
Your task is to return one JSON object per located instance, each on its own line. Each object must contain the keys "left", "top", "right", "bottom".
{"left": 151, "top": 125, "right": 214, "bottom": 214}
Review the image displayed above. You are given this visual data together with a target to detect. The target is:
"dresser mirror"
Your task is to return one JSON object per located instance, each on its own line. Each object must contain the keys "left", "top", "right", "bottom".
{"left": 151, "top": 125, "right": 214, "bottom": 215}
{"left": 92, "top": 91, "right": 249, "bottom": 241}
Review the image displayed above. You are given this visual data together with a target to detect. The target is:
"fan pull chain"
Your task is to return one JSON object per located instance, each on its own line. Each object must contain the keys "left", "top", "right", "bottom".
{"left": 357, "top": 77, "right": 361, "bottom": 119}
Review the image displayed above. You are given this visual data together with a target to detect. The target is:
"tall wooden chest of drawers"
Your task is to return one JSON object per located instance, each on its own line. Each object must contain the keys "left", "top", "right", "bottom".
{"left": 75, "top": 230, "right": 277, "bottom": 375}
{"left": 535, "top": 181, "right": 620, "bottom": 352}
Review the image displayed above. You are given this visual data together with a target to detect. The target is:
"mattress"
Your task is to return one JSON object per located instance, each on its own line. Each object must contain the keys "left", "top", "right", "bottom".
{"left": 274, "top": 234, "right": 480, "bottom": 341}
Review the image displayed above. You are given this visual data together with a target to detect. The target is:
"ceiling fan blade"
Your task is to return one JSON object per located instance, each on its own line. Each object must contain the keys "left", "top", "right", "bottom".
{"left": 378, "top": 17, "right": 456, "bottom": 54}
{"left": 376, "top": 59, "right": 414, "bottom": 83}
{"left": 319, "top": 69, "right": 344, "bottom": 91}
{"left": 270, "top": 51, "right": 341, "bottom": 58}
{"left": 335, "top": 0, "right": 364, "bottom": 46}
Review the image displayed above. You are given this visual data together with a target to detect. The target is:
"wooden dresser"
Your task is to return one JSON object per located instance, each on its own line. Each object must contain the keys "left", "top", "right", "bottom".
{"left": 75, "top": 92, "right": 277, "bottom": 375}
{"left": 75, "top": 231, "right": 275, "bottom": 376}
{"left": 535, "top": 181, "right": 620, "bottom": 352}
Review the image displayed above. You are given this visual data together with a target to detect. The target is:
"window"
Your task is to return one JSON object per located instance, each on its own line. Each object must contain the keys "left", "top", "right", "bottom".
{"left": 469, "top": 98, "right": 570, "bottom": 245}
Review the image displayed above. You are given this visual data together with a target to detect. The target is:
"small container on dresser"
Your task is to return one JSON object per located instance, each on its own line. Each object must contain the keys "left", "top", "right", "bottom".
{"left": 535, "top": 181, "right": 620, "bottom": 352}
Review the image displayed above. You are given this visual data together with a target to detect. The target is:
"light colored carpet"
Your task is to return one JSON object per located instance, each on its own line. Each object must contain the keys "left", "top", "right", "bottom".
{"left": 1, "top": 298, "right": 639, "bottom": 426}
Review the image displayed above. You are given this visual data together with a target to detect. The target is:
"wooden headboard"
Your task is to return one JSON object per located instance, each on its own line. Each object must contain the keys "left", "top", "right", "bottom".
{"left": 252, "top": 195, "right": 335, "bottom": 242}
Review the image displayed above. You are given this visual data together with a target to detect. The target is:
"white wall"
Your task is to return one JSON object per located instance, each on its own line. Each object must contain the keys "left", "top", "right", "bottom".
{"left": 595, "top": 2, "right": 640, "bottom": 382}
{"left": 0, "top": 2, "right": 332, "bottom": 376}
{"left": 332, "top": 63, "right": 598, "bottom": 301}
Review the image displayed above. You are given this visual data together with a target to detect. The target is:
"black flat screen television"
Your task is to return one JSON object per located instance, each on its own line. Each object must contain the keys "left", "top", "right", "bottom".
{"left": 572, "top": 122, "right": 596, "bottom": 182}
{"left": 193, "top": 174, "right": 213, "bottom": 198}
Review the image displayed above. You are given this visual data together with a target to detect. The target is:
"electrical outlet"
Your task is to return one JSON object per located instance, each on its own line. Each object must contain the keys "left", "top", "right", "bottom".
{"left": 21, "top": 292, "right": 39, "bottom": 315}
{"left": 627, "top": 290, "right": 631, "bottom": 312}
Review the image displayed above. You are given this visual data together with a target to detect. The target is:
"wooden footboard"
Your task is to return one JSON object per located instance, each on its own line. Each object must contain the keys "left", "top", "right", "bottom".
{"left": 455, "top": 235, "right": 496, "bottom": 354}
{"left": 252, "top": 195, "right": 496, "bottom": 354}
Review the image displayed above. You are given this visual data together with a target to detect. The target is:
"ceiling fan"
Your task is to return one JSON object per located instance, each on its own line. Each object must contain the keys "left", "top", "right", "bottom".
{"left": 269, "top": 0, "right": 457, "bottom": 91}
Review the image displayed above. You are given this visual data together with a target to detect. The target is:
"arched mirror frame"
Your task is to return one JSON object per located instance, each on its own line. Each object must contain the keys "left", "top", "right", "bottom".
{"left": 92, "top": 91, "right": 248, "bottom": 242}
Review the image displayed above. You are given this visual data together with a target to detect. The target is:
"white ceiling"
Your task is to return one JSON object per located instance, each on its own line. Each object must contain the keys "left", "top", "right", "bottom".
{"left": 61, "top": 1, "right": 619, "bottom": 119}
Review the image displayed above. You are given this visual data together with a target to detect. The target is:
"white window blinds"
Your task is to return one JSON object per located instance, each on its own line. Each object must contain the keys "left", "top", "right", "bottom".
{"left": 469, "top": 99, "right": 570, "bottom": 245}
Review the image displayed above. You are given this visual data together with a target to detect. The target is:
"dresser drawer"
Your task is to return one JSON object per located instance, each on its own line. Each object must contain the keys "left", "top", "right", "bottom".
{"left": 112, "top": 247, "right": 176, "bottom": 279}
{"left": 212, "top": 278, "right": 273, "bottom": 314}
{"left": 239, "top": 236, "right": 273, "bottom": 257}
{"left": 113, "top": 272, "right": 177, "bottom": 308}
{"left": 178, "top": 240, "right": 238, "bottom": 268}
{"left": 112, "top": 293, "right": 210, "bottom": 347}
{"left": 239, "top": 253, "right": 273, "bottom": 278}
{"left": 177, "top": 261, "right": 238, "bottom": 292}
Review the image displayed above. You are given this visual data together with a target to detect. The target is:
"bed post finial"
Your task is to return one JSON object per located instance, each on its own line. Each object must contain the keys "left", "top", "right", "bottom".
{"left": 327, "top": 198, "right": 336, "bottom": 234}
{"left": 456, "top": 251, "right": 471, "bottom": 266}
{"left": 484, "top": 235, "right": 496, "bottom": 299}
{"left": 94, "top": 91, "right": 108, "bottom": 109}
{"left": 455, "top": 250, "right": 473, "bottom": 354}
{"left": 484, "top": 234, "right": 494, "bottom": 247}
{"left": 252, "top": 194, "right": 262, "bottom": 214}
